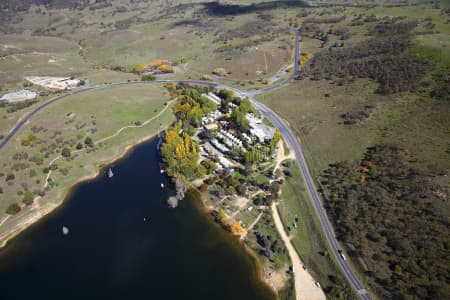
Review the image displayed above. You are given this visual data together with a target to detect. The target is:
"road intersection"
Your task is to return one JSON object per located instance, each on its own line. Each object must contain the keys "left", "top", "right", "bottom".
{"left": 0, "top": 29, "right": 372, "bottom": 300}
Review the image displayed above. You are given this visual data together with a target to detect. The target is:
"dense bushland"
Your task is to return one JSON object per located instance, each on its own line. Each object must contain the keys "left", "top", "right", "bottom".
{"left": 321, "top": 145, "right": 450, "bottom": 299}
{"left": 305, "top": 21, "right": 431, "bottom": 94}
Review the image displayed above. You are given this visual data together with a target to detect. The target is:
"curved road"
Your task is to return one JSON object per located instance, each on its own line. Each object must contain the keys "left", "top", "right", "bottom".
{"left": 250, "top": 100, "right": 371, "bottom": 300}
{"left": 0, "top": 80, "right": 218, "bottom": 150}
{"left": 0, "top": 29, "right": 372, "bottom": 300}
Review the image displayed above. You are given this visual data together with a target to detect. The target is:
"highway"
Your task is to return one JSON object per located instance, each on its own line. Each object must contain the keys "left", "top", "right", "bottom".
{"left": 0, "top": 80, "right": 218, "bottom": 150}
{"left": 249, "top": 28, "right": 372, "bottom": 299}
{"left": 0, "top": 29, "right": 372, "bottom": 300}
{"left": 250, "top": 100, "right": 371, "bottom": 300}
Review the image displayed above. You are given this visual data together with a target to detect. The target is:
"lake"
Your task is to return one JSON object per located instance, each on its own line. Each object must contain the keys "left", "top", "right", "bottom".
{"left": 0, "top": 138, "right": 276, "bottom": 300}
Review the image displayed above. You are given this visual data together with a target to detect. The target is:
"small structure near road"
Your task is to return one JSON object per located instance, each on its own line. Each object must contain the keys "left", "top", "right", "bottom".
{"left": 0, "top": 89, "right": 37, "bottom": 103}
{"left": 202, "top": 92, "right": 222, "bottom": 105}
{"left": 25, "top": 76, "right": 81, "bottom": 90}
{"left": 247, "top": 113, "right": 276, "bottom": 143}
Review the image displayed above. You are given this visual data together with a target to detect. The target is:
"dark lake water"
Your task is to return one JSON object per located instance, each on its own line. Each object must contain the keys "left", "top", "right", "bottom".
{"left": 0, "top": 138, "right": 276, "bottom": 300}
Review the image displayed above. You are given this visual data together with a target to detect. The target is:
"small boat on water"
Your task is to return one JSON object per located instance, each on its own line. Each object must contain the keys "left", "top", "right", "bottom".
{"left": 160, "top": 169, "right": 165, "bottom": 174}
{"left": 108, "top": 168, "right": 114, "bottom": 178}
{"left": 160, "top": 183, "right": 164, "bottom": 188}
{"left": 62, "top": 226, "right": 69, "bottom": 235}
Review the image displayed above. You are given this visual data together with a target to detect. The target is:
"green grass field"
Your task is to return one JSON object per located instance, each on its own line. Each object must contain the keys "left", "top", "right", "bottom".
{"left": 0, "top": 1, "right": 448, "bottom": 298}
{"left": 0, "top": 0, "right": 301, "bottom": 93}
{"left": 258, "top": 78, "right": 450, "bottom": 178}
{"left": 0, "top": 84, "right": 174, "bottom": 242}
{"left": 255, "top": 3, "right": 450, "bottom": 298}
{"left": 277, "top": 160, "right": 356, "bottom": 296}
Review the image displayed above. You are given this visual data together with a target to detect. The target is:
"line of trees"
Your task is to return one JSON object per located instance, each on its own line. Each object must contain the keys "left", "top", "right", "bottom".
{"left": 172, "top": 88, "right": 217, "bottom": 128}
{"left": 162, "top": 85, "right": 217, "bottom": 183}
{"left": 161, "top": 121, "right": 205, "bottom": 183}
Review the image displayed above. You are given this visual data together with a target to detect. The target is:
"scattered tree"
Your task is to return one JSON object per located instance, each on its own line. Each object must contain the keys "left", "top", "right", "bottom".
{"left": 84, "top": 136, "right": 93, "bottom": 147}
{"left": 61, "top": 147, "right": 71, "bottom": 157}
{"left": 141, "top": 74, "right": 156, "bottom": 81}
{"left": 6, "top": 203, "right": 21, "bottom": 215}
{"left": 22, "top": 191, "right": 34, "bottom": 205}
{"left": 212, "top": 67, "right": 227, "bottom": 76}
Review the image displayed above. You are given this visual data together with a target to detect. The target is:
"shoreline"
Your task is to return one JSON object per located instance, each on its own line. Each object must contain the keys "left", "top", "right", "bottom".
{"left": 0, "top": 123, "right": 279, "bottom": 298}
{"left": 196, "top": 193, "right": 279, "bottom": 298}
{"left": 0, "top": 130, "right": 165, "bottom": 249}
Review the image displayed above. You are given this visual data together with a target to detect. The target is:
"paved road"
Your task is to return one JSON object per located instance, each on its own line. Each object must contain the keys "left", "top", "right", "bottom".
{"left": 256, "top": 28, "right": 300, "bottom": 94}
{"left": 0, "top": 80, "right": 217, "bottom": 150}
{"left": 0, "top": 28, "right": 300, "bottom": 150}
{"left": 251, "top": 28, "right": 372, "bottom": 299}
{"left": 0, "top": 29, "right": 372, "bottom": 300}
{"left": 250, "top": 100, "right": 372, "bottom": 300}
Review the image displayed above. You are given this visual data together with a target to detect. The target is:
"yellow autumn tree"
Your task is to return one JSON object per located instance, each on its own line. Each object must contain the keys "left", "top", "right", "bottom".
{"left": 164, "top": 83, "right": 178, "bottom": 96}
{"left": 133, "top": 64, "right": 147, "bottom": 73}
{"left": 212, "top": 67, "right": 226, "bottom": 76}
{"left": 218, "top": 208, "right": 231, "bottom": 227}
{"left": 230, "top": 222, "right": 244, "bottom": 235}
{"left": 161, "top": 119, "right": 205, "bottom": 181}
{"left": 158, "top": 64, "right": 174, "bottom": 73}
{"left": 218, "top": 208, "right": 227, "bottom": 220}
{"left": 148, "top": 59, "right": 168, "bottom": 68}
{"left": 174, "top": 57, "right": 187, "bottom": 65}
{"left": 360, "top": 175, "right": 366, "bottom": 183}
{"left": 269, "top": 128, "right": 281, "bottom": 153}
{"left": 300, "top": 53, "right": 309, "bottom": 65}
{"left": 173, "top": 101, "right": 191, "bottom": 120}
{"left": 183, "top": 133, "right": 192, "bottom": 153}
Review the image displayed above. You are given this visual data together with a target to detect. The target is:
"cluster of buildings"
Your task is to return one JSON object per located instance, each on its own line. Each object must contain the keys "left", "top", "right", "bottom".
{"left": 201, "top": 110, "right": 221, "bottom": 126}
{"left": 217, "top": 129, "right": 245, "bottom": 152}
{"left": 196, "top": 92, "right": 277, "bottom": 171}
{"left": 247, "top": 113, "right": 276, "bottom": 143}
{"left": 0, "top": 89, "right": 37, "bottom": 103}
{"left": 25, "top": 76, "right": 81, "bottom": 90}
{"left": 1, "top": 76, "right": 85, "bottom": 103}
{"left": 204, "top": 92, "right": 221, "bottom": 105}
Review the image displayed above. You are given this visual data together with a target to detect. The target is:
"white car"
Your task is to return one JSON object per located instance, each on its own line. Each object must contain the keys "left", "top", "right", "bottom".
{"left": 338, "top": 250, "right": 346, "bottom": 261}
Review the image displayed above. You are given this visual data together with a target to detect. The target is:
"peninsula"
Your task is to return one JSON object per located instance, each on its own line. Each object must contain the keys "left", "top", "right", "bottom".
{"left": 1, "top": 1, "right": 449, "bottom": 300}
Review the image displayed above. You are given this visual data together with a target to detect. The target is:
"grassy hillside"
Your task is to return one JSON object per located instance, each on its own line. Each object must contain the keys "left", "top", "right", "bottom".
{"left": 0, "top": 84, "right": 174, "bottom": 245}
{"left": 258, "top": 2, "right": 450, "bottom": 299}
{"left": 0, "top": 1, "right": 448, "bottom": 299}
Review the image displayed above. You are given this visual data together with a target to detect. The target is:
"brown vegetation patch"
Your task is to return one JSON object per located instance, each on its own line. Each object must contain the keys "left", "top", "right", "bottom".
{"left": 305, "top": 32, "right": 430, "bottom": 94}
{"left": 321, "top": 144, "right": 450, "bottom": 299}
{"left": 214, "top": 20, "right": 277, "bottom": 42}
{"left": 339, "top": 104, "right": 375, "bottom": 125}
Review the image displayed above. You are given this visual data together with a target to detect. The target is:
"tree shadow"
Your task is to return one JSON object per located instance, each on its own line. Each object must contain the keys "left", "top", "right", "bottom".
{"left": 202, "top": 1, "right": 310, "bottom": 16}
